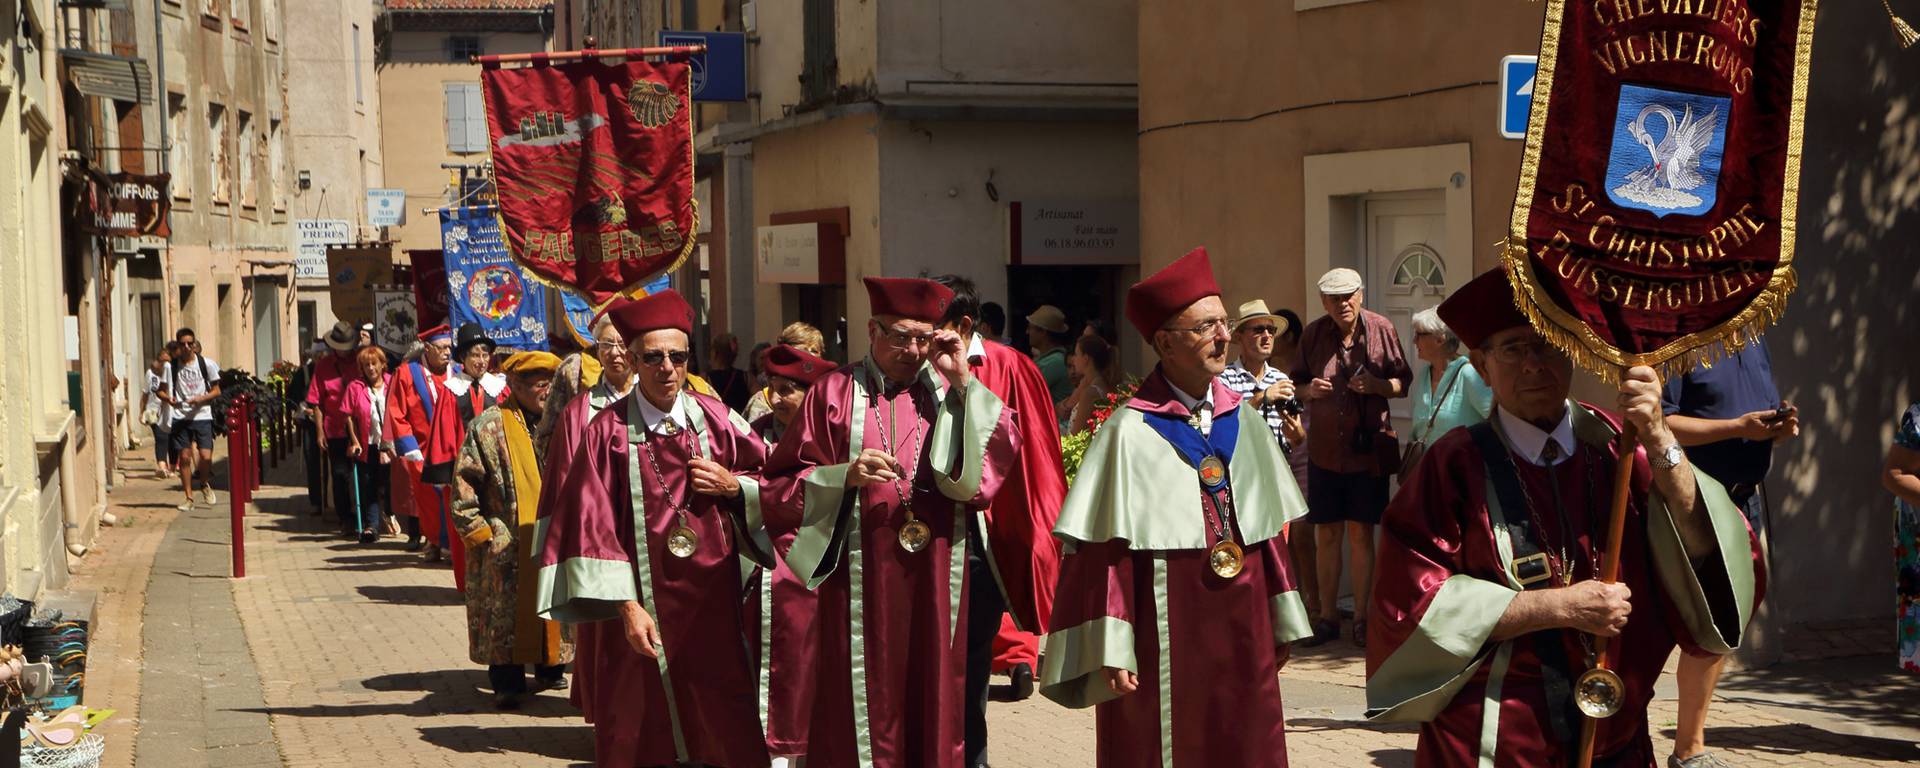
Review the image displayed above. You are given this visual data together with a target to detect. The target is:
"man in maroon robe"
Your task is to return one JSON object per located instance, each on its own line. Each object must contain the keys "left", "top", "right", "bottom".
{"left": 929, "top": 273, "right": 1067, "bottom": 767}
{"left": 1038, "top": 247, "right": 1313, "bottom": 767}
{"left": 761, "top": 276, "right": 1022, "bottom": 768}
{"left": 743, "top": 343, "right": 836, "bottom": 760}
{"left": 1364, "top": 268, "right": 1762, "bottom": 767}
{"left": 535, "top": 290, "right": 777, "bottom": 767}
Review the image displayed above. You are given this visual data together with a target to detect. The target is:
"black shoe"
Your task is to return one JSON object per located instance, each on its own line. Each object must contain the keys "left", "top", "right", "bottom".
{"left": 358, "top": 529, "right": 377, "bottom": 544}
{"left": 1009, "top": 662, "right": 1035, "bottom": 701}
{"left": 1297, "top": 619, "right": 1341, "bottom": 648}
{"left": 404, "top": 537, "right": 424, "bottom": 552}
{"left": 493, "top": 693, "right": 523, "bottom": 710}
{"left": 533, "top": 675, "right": 568, "bottom": 692}
{"left": 1352, "top": 619, "right": 1368, "bottom": 649}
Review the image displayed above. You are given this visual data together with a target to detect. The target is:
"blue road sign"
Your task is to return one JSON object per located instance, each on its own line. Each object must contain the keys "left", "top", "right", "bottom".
{"left": 659, "top": 31, "right": 748, "bottom": 103}
{"left": 1500, "top": 55, "right": 1538, "bottom": 140}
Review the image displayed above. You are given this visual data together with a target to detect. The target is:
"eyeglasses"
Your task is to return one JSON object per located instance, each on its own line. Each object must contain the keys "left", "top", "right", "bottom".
{"left": 1241, "top": 325, "right": 1279, "bottom": 337}
{"left": 640, "top": 350, "right": 691, "bottom": 367}
{"left": 1164, "top": 318, "right": 1229, "bottom": 337}
{"left": 1484, "top": 338, "right": 1564, "bottom": 365}
{"left": 881, "top": 327, "right": 937, "bottom": 349}
{"left": 593, "top": 340, "right": 628, "bottom": 355}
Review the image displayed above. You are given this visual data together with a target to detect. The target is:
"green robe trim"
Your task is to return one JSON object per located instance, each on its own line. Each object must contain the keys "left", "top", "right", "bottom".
{"left": 1270, "top": 590, "right": 1313, "bottom": 646}
{"left": 757, "top": 567, "right": 774, "bottom": 738}
{"left": 1477, "top": 641, "right": 1515, "bottom": 768}
{"left": 1363, "top": 574, "right": 1518, "bottom": 722}
{"left": 1152, "top": 554, "right": 1174, "bottom": 768}
{"left": 1036, "top": 615, "right": 1137, "bottom": 709}
{"left": 534, "top": 556, "right": 638, "bottom": 624}
{"left": 1052, "top": 404, "right": 1305, "bottom": 549}
{"left": 779, "top": 365, "right": 866, "bottom": 589}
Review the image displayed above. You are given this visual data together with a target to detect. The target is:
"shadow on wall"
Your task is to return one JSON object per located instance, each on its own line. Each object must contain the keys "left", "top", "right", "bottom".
{"left": 1766, "top": 5, "right": 1920, "bottom": 632}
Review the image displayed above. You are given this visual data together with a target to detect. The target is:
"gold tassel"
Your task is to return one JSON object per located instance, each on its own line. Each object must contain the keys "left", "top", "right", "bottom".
{"left": 1885, "top": 0, "right": 1920, "bottom": 48}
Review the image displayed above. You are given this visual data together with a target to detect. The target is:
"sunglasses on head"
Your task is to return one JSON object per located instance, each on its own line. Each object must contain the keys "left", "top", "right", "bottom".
{"left": 640, "top": 350, "right": 691, "bottom": 366}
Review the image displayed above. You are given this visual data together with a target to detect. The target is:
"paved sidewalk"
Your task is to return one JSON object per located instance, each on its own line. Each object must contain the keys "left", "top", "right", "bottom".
{"left": 68, "top": 451, "right": 1920, "bottom": 767}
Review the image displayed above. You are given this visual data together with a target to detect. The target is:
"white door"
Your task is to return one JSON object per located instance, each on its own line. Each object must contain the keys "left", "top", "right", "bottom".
{"left": 1361, "top": 192, "right": 1451, "bottom": 424}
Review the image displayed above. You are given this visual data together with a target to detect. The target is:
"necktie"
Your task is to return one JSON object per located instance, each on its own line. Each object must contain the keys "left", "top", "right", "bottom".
{"left": 1540, "top": 437, "right": 1562, "bottom": 466}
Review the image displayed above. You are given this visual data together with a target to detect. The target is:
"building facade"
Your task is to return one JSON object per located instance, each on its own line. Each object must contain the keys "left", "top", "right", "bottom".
{"left": 1136, "top": 0, "right": 1908, "bottom": 662}
{"left": 285, "top": 0, "right": 386, "bottom": 345}
{"left": 376, "top": 0, "right": 553, "bottom": 257}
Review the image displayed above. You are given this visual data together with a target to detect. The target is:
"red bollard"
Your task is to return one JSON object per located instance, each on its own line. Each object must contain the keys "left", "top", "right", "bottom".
{"left": 228, "top": 405, "right": 246, "bottom": 578}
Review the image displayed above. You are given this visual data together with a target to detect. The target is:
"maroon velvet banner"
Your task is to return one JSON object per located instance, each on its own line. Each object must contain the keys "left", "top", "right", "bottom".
{"left": 1506, "top": 0, "right": 1816, "bottom": 379}
{"left": 407, "top": 249, "right": 449, "bottom": 331}
{"left": 480, "top": 57, "right": 696, "bottom": 300}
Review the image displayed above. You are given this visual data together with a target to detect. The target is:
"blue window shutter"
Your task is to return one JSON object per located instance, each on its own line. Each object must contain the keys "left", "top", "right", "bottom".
{"left": 444, "top": 83, "right": 466, "bottom": 152}
{"left": 464, "top": 83, "right": 487, "bottom": 153}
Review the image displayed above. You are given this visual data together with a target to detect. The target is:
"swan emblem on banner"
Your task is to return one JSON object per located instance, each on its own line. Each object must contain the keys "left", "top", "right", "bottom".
{"left": 1605, "top": 84, "right": 1731, "bottom": 218}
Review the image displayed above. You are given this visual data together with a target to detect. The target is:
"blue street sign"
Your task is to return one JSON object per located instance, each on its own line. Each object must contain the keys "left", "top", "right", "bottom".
{"left": 659, "top": 30, "right": 748, "bottom": 103}
{"left": 1499, "top": 55, "right": 1538, "bottom": 140}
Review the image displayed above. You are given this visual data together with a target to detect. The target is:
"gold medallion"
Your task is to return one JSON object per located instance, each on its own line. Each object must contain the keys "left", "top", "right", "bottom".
{"left": 1573, "top": 666, "right": 1625, "bottom": 719}
{"left": 666, "top": 525, "right": 698, "bottom": 558}
{"left": 899, "top": 518, "right": 932, "bottom": 553}
{"left": 1208, "top": 540, "right": 1245, "bottom": 579}
{"left": 1197, "top": 456, "right": 1228, "bottom": 489}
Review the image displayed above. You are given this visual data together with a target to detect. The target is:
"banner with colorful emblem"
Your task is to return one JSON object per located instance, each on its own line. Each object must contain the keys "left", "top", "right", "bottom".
{"left": 373, "top": 285, "right": 419, "bottom": 355}
{"left": 406, "top": 249, "right": 450, "bottom": 331}
{"left": 558, "top": 272, "right": 672, "bottom": 344}
{"left": 480, "top": 56, "right": 697, "bottom": 300}
{"left": 441, "top": 205, "right": 548, "bottom": 350}
{"left": 1504, "top": 0, "right": 1815, "bottom": 380}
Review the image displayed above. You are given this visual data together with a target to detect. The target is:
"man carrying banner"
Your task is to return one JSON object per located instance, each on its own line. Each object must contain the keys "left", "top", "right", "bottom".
{"left": 1038, "top": 247, "right": 1313, "bottom": 767}
{"left": 427, "top": 323, "right": 510, "bottom": 589}
{"left": 743, "top": 343, "right": 836, "bottom": 761}
{"left": 450, "top": 350, "right": 572, "bottom": 710}
{"left": 929, "top": 273, "right": 1067, "bottom": 768}
{"left": 761, "top": 276, "right": 1021, "bottom": 768}
{"left": 536, "top": 290, "right": 776, "bottom": 767}
{"left": 387, "top": 324, "right": 457, "bottom": 552}
{"left": 1364, "top": 268, "right": 1761, "bottom": 767}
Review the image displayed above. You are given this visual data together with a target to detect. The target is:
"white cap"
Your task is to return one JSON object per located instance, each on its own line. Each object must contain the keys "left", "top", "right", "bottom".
{"left": 1318, "top": 268, "right": 1363, "bottom": 295}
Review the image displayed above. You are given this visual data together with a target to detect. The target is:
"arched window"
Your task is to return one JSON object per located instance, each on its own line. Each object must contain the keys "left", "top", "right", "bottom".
{"left": 1391, "top": 244, "right": 1445, "bottom": 292}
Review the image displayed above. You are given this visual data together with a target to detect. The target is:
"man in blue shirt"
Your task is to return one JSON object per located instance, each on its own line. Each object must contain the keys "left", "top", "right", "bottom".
{"left": 1660, "top": 338, "right": 1798, "bottom": 768}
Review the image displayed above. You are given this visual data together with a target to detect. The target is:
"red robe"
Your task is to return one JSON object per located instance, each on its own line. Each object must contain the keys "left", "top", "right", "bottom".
{"left": 967, "top": 338, "right": 1067, "bottom": 670}
{"left": 536, "top": 391, "right": 774, "bottom": 767}
{"left": 425, "top": 373, "right": 508, "bottom": 593}
{"left": 743, "top": 413, "right": 822, "bottom": 756}
{"left": 1365, "top": 404, "right": 1763, "bottom": 767}
{"left": 1039, "top": 371, "right": 1312, "bottom": 767}
{"left": 762, "top": 360, "right": 1020, "bottom": 768}
{"left": 385, "top": 361, "right": 450, "bottom": 547}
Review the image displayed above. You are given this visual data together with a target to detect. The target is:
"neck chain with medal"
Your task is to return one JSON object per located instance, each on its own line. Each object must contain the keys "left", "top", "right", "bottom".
{"left": 639, "top": 407, "right": 703, "bottom": 559}
{"left": 1186, "top": 397, "right": 1245, "bottom": 579}
{"left": 870, "top": 368, "right": 930, "bottom": 553}
{"left": 1514, "top": 435, "right": 1624, "bottom": 717}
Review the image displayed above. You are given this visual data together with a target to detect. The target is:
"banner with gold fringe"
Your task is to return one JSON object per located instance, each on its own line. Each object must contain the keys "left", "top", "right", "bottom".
{"left": 480, "top": 56, "right": 697, "bottom": 299}
{"left": 1504, "top": 0, "right": 1817, "bottom": 382}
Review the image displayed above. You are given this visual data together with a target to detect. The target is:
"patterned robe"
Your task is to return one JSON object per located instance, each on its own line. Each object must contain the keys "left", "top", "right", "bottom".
{"left": 451, "top": 403, "right": 575, "bottom": 667}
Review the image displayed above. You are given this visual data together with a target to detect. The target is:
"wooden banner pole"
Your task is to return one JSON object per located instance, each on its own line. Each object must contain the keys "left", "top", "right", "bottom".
{"left": 471, "top": 45, "right": 706, "bottom": 66}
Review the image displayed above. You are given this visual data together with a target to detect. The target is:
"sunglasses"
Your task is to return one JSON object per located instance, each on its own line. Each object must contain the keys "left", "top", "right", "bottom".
{"left": 640, "top": 350, "right": 691, "bottom": 367}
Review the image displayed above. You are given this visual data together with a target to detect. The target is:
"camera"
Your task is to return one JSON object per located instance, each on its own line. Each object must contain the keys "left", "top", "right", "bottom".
{"left": 1276, "top": 397, "right": 1303, "bottom": 416}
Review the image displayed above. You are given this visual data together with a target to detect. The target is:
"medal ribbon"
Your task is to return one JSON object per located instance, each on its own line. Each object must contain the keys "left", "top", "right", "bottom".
{"left": 1140, "top": 406, "right": 1242, "bottom": 546}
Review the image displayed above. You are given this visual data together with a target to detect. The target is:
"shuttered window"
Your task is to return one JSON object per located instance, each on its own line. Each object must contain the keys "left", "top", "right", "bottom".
{"left": 444, "top": 82, "right": 487, "bottom": 154}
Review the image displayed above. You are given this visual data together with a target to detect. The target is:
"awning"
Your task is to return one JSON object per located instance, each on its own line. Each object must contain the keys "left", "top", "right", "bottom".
{"left": 58, "top": 49, "right": 152, "bottom": 105}
{"left": 58, "top": 0, "right": 132, "bottom": 10}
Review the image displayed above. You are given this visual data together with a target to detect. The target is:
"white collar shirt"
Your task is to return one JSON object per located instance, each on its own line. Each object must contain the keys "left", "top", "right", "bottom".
{"left": 635, "top": 391, "right": 691, "bottom": 436}
{"left": 1496, "top": 402, "right": 1577, "bottom": 467}
{"left": 1169, "top": 380, "right": 1215, "bottom": 437}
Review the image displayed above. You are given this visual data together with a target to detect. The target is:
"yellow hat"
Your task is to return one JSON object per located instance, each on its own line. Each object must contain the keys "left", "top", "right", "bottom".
{"left": 499, "top": 351, "right": 562, "bottom": 378}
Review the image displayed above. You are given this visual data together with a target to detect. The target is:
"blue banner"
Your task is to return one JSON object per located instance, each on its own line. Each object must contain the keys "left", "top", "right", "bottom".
{"left": 441, "top": 206, "right": 549, "bottom": 350}
{"left": 561, "top": 272, "right": 673, "bottom": 342}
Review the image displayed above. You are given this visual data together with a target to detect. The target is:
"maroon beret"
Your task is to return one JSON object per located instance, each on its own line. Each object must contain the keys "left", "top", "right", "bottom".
{"left": 863, "top": 277, "right": 954, "bottom": 324}
{"left": 604, "top": 289, "right": 693, "bottom": 342}
{"left": 1437, "top": 266, "right": 1532, "bottom": 350}
{"left": 764, "top": 344, "right": 837, "bottom": 387}
{"left": 1125, "top": 247, "right": 1222, "bottom": 339}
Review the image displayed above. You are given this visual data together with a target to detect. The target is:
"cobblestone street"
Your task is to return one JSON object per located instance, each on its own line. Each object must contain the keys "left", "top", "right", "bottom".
{"left": 62, "top": 450, "right": 1920, "bottom": 766}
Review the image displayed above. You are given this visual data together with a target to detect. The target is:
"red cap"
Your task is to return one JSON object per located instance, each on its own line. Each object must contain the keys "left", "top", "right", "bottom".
{"left": 764, "top": 344, "right": 837, "bottom": 387}
{"left": 1437, "top": 267, "right": 1532, "bottom": 349}
{"left": 604, "top": 289, "right": 694, "bottom": 342}
{"left": 416, "top": 324, "right": 452, "bottom": 343}
{"left": 1125, "top": 247, "right": 1221, "bottom": 339}
{"left": 863, "top": 277, "right": 954, "bottom": 324}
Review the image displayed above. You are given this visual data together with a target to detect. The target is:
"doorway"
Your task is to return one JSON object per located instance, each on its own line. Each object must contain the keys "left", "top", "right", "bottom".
{"left": 252, "top": 280, "right": 282, "bottom": 373}
{"left": 1358, "top": 190, "right": 1451, "bottom": 423}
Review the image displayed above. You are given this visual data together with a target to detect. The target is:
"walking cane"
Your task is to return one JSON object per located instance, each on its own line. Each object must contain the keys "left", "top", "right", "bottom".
{"left": 351, "top": 454, "right": 365, "bottom": 537}
{"left": 1575, "top": 404, "right": 1637, "bottom": 768}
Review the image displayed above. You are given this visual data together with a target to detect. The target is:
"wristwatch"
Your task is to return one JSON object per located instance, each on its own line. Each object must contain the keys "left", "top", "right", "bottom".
{"left": 1650, "top": 442, "right": 1686, "bottom": 470}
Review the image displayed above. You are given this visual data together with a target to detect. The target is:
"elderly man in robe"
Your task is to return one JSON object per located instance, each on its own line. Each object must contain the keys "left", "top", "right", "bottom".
{"left": 449, "top": 350, "right": 571, "bottom": 710}
{"left": 1364, "top": 267, "right": 1762, "bottom": 767}
{"left": 1038, "top": 247, "right": 1313, "bottom": 767}
{"left": 386, "top": 324, "right": 456, "bottom": 552}
{"left": 762, "top": 277, "right": 1022, "bottom": 768}
{"left": 426, "top": 323, "right": 510, "bottom": 589}
{"left": 535, "top": 289, "right": 777, "bottom": 767}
